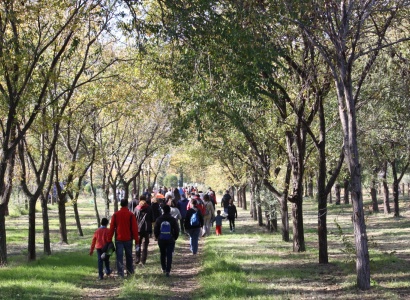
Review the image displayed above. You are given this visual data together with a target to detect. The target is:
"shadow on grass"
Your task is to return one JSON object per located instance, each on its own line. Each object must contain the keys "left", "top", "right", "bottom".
{"left": 0, "top": 252, "right": 95, "bottom": 300}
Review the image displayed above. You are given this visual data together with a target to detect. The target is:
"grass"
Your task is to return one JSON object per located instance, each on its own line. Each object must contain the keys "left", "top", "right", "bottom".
{"left": 1, "top": 194, "right": 410, "bottom": 299}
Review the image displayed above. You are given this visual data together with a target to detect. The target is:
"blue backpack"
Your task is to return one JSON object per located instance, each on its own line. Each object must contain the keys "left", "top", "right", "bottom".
{"left": 159, "top": 221, "right": 172, "bottom": 240}
{"left": 190, "top": 210, "right": 200, "bottom": 226}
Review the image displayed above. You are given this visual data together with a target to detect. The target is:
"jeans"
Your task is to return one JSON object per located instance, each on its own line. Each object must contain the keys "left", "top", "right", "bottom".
{"left": 96, "top": 249, "right": 111, "bottom": 279}
{"left": 158, "top": 240, "right": 175, "bottom": 273}
{"left": 136, "top": 232, "right": 150, "bottom": 264}
{"left": 188, "top": 228, "right": 201, "bottom": 254}
{"left": 115, "top": 240, "right": 134, "bottom": 277}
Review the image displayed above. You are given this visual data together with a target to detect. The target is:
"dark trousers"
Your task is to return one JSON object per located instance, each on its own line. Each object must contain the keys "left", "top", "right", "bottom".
{"left": 179, "top": 217, "right": 186, "bottom": 233}
{"left": 229, "top": 218, "right": 235, "bottom": 230}
{"left": 96, "top": 248, "right": 111, "bottom": 279}
{"left": 136, "top": 232, "right": 150, "bottom": 264}
{"left": 158, "top": 240, "right": 175, "bottom": 273}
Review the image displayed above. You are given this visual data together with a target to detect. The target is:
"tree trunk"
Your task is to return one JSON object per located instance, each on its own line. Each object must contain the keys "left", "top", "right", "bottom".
{"left": 337, "top": 82, "right": 370, "bottom": 289}
{"left": 73, "top": 199, "right": 83, "bottom": 236}
{"left": 0, "top": 203, "right": 7, "bottom": 265}
{"left": 370, "top": 179, "right": 379, "bottom": 213}
{"left": 229, "top": 186, "right": 235, "bottom": 202}
{"left": 317, "top": 137, "right": 328, "bottom": 263}
{"left": 241, "top": 184, "right": 247, "bottom": 210}
{"left": 40, "top": 194, "right": 51, "bottom": 255}
{"left": 291, "top": 200, "right": 305, "bottom": 252}
{"left": 58, "top": 197, "right": 68, "bottom": 244}
{"left": 328, "top": 186, "right": 332, "bottom": 204}
{"left": 391, "top": 159, "right": 410, "bottom": 217}
{"left": 408, "top": 183, "right": 410, "bottom": 198}
{"left": 344, "top": 178, "right": 349, "bottom": 204}
{"left": 381, "top": 162, "right": 390, "bottom": 214}
{"left": 392, "top": 182, "right": 399, "bottom": 217}
{"left": 304, "top": 180, "right": 308, "bottom": 197}
{"left": 307, "top": 177, "right": 313, "bottom": 197}
{"left": 90, "top": 168, "right": 101, "bottom": 227}
{"left": 335, "top": 184, "right": 341, "bottom": 205}
{"left": 28, "top": 198, "right": 37, "bottom": 261}
{"left": 255, "top": 186, "right": 263, "bottom": 226}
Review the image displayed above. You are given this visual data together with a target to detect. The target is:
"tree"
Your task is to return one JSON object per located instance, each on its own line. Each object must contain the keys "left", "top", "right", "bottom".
{"left": 287, "top": 0, "right": 410, "bottom": 289}
{"left": 0, "top": 0, "right": 120, "bottom": 265}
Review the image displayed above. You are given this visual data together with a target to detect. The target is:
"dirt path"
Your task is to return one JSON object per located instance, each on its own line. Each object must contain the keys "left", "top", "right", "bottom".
{"left": 82, "top": 234, "right": 203, "bottom": 299}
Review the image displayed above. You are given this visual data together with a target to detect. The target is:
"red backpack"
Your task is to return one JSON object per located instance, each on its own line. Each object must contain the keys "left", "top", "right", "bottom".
{"left": 197, "top": 199, "right": 206, "bottom": 216}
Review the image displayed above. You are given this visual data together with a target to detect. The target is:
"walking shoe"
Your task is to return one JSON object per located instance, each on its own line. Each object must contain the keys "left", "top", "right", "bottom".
{"left": 165, "top": 272, "right": 170, "bottom": 277}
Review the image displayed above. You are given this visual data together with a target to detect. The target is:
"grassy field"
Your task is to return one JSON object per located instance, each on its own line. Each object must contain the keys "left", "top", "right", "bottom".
{"left": 1, "top": 194, "right": 410, "bottom": 299}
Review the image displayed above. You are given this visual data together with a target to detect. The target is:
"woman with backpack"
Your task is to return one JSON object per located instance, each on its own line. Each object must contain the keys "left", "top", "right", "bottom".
{"left": 184, "top": 199, "right": 204, "bottom": 255}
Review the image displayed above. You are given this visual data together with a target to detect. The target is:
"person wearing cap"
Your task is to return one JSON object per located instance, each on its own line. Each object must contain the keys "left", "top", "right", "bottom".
{"left": 108, "top": 199, "right": 139, "bottom": 278}
{"left": 184, "top": 199, "right": 204, "bottom": 255}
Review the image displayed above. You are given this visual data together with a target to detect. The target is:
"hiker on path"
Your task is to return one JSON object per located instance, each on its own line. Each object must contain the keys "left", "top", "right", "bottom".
{"left": 214, "top": 210, "right": 226, "bottom": 236}
{"left": 89, "top": 217, "right": 112, "bottom": 280}
{"left": 184, "top": 199, "right": 204, "bottom": 255}
{"left": 134, "top": 198, "right": 153, "bottom": 266}
{"left": 169, "top": 200, "right": 182, "bottom": 221}
{"left": 108, "top": 199, "right": 139, "bottom": 278}
{"left": 220, "top": 190, "right": 232, "bottom": 214}
{"left": 177, "top": 193, "right": 189, "bottom": 234}
{"left": 202, "top": 194, "right": 215, "bottom": 237}
{"left": 154, "top": 205, "right": 179, "bottom": 277}
{"left": 227, "top": 199, "right": 238, "bottom": 232}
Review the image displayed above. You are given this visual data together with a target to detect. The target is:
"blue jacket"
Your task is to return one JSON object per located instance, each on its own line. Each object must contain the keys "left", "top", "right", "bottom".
{"left": 177, "top": 198, "right": 189, "bottom": 218}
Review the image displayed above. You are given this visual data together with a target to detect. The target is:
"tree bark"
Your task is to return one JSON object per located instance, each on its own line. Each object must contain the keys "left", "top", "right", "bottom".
{"left": 292, "top": 201, "right": 305, "bottom": 252}
{"left": 344, "top": 178, "right": 349, "bottom": 204}
{"left": 28, "top": 198, "right": 37, "bottom": 261}
{"left": 58, "top": 196, "right": 68, "bottom": 244}
{"left": 40, "top": 194, "right": 51, "bottom": 255}
{"left": 335, "top": 184, "right": 341, "bottom": 205}
{"left": 73, "top": 198, "right": 83, "bottom": 236}
{"left": 0, "top": 203, "right": 8, "bottom": 265}
{"left": 307, "top": 177, "right": 313, "bottom": 197}
{"left": 90, "top": 167, "right": 101, "bottom": 227}
{"left": 390, "top": 159, "right": 410, "bottom": 217}
{"left": 241, "top": 184, "right": 247, "bottom": 210}
{"left": 370, "top": 179, "right": 379, "bottom": 213}
{"left": 381, "top": 161, "right": 390, "bottom": 214}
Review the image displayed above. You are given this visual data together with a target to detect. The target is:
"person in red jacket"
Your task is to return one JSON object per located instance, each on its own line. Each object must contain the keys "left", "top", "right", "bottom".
{"left": 90, "top": 217, "right": 112, "bottom": 280}
{"left": 109, "top": 199, "right": 139, "bottom": 278}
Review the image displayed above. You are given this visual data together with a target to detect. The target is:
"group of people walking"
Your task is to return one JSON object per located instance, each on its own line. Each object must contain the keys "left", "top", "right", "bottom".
{"left": 89, "top": 187, "right": 237, "bottom": 279}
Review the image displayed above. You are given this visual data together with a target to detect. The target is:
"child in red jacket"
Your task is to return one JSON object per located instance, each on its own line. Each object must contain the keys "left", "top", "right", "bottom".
{"left": 90, "top": 218, "right": 112, "bottom": 280}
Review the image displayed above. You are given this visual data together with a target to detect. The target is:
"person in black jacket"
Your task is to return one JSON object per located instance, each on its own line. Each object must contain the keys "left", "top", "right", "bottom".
{"left": 154, "top": 205, "right": 179, "bottom": 277}
{"left": 184, "top": 200, "right": 204, "bottom": 255}
{"left": 220, "top": 190, "right": 232, "bottom": 214}
{"left": 134, "top": 199, "right": 153, "bottom": 265}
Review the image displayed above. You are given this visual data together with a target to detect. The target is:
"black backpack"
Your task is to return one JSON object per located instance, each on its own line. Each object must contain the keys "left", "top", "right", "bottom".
{"left": 137, "top": 211, "right": 148, "bottom": 234}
